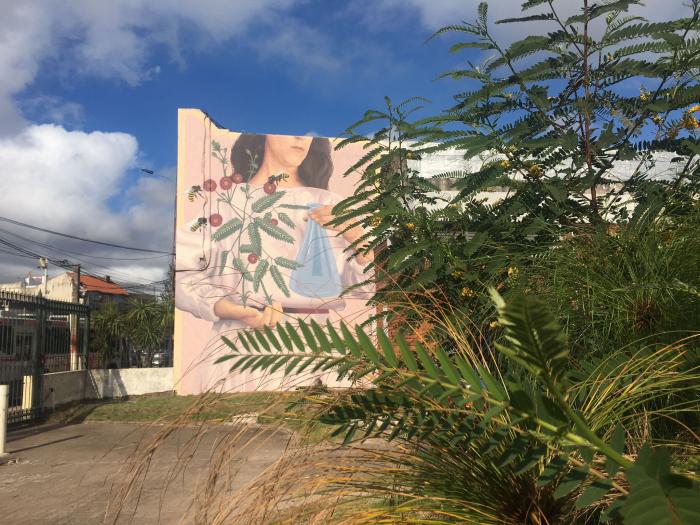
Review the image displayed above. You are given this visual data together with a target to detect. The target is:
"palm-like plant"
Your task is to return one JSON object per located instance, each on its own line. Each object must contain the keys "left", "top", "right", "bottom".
{"left": 91, "top": 298, "right": 173, "bottom": 368}
{"left": 124, "top": 298, "right": 171, "bottom": 367}
{"left": 217, "top": 291, "right": 700, "bottom": 524}
{"left": 91, "top": 301, "right": 127, "bottom": 367}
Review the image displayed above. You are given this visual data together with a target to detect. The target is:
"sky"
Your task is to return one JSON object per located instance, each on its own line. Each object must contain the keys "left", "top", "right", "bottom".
{"left": 0, "top": 0, "right": 688, "bottom": 287}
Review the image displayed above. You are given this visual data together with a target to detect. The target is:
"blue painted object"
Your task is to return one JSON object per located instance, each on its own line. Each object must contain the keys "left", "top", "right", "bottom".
{"left": 290, "top": 203, "right": 343, "bottom": 298}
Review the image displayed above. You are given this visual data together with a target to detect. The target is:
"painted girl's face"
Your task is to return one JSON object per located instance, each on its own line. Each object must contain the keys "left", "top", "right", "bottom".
{"left": 264, "top": 135, "right": 313, "bottom": 169}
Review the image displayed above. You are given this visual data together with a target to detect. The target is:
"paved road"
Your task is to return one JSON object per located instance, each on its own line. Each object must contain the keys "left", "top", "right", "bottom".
{"left": 0, "top": 421, "right": 291, "bottom": 524}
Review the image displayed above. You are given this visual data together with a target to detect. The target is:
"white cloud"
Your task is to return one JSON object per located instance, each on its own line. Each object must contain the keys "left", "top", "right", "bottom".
{"left": 0, "top": 0, "right": 301, "bottom": 133}
{"left": 0, "top": 124, "right": 173, "bottom": 283}
{"left": 0, "top": 0, "right": 316, "bottom": 284}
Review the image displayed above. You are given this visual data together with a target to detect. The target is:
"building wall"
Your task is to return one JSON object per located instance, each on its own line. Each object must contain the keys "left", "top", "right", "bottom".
{"left": 174, "top": 108, "right": 373, "bottom": 395}
{"left": 88, "top": 368, "right": 173, "bottom": 399}
{"left": 42, "top": 370, "right": 88, "bottom": 409}
{"left": 41, "top": 367, "right": 174, "bottom": 407}
{"left": 0, "top": 273, "right": 74, "bottom": 301}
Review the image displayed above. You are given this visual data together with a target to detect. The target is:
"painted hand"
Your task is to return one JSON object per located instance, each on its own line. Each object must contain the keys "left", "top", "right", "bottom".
{"left": 213, "top": 299, "right": 283, "bottom": 329}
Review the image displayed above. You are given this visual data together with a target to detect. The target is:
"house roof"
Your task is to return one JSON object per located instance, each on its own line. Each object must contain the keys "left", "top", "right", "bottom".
{"left": 67, "top": 272, "right": 128, "bottom": 296}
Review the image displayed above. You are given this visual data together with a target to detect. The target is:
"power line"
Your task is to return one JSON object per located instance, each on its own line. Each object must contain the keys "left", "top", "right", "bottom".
{"left": 0, "top": 233, "right": 159, "bottom": 286}
{"left": 0, "top": 237, "right": 169, "bottom": 298}
{"left": 0, "top": 237, "right": 163, "bottom": 289}
{"left": 0, "top": 228, "right": 169, "bottom": 261}
{"left": 0, "top": 215, "right": 173, "bottom": 255}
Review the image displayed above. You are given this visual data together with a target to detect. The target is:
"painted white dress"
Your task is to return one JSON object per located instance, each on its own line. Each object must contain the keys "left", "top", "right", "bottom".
{"left": 175, "top": 184, "right": 370, "bottom": 391}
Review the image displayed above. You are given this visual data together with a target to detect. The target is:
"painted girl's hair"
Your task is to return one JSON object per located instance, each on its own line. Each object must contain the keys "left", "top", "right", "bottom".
{"left": 230, "top": 134, "right": 333, "bottom": 189}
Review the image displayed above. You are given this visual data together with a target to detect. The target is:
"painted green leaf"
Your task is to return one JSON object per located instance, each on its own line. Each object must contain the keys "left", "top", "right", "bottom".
{"left": 233, "top": 257, "right": 253, "bottom": 281}
{"left": 211, "top": 218, "right": 243, "bottom": 241}
{"left": 277, "top": 212, "right": 296, "bottom": 229}
{"left": 248, "top": 222, "right": 262, "bottom": 255}
{"left": 239, "top": 244, "right": 253, "bottom": 253}
{"left": 256, "top": 218, "right": 295, "bottom": 243}
{"left": 279, "top": 203, "right": 310, "bottom": 210}
{"left": 269, "top": 265, "right": 290, "bottom": 297}
{"left": 219, "top": 250, "right": 229, "bottom": 275}
{"left": 274, "top": 256, "right": 301, "bottom": 270}
{"left": 252, "top": 260, "right": 269, "bottom": 292}
{"left": 251, "top": 191, "right": 286, "bottom": 213}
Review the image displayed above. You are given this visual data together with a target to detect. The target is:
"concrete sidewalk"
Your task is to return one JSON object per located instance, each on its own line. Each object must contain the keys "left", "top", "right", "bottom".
{"left": 0, "top": 421, "right": 291, "bottom": 524}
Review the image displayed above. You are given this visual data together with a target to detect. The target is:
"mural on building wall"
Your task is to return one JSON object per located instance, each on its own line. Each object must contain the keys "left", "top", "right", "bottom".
{"left": 174, "top": 109, "right": 373, "bottom": 394}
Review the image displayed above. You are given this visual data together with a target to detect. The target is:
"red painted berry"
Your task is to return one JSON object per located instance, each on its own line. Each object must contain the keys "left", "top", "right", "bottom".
{"left": 203, "top": 179, "right": 217, "bottom": 192}
{"left": 247, "top": 253, "right": 259, "bottom": 264}
{"left": 209, "top": 213, "right": 223, "bottom": 227}
{"left": 232, "top": 173, "right": 244, "bottom": 184}
{"left": 220, "top": 176, "right": 232, "bottom": 190}
{"left": 263, "top": 182, "right": 277, "bottom": 194}
{"left": 271, "top": 218, "right": 278, "bottom": 225}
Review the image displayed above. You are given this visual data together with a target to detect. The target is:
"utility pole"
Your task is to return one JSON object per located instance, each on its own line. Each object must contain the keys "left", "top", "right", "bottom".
{"left": 70, "top": 264, "right": 81, "bottom": 371}
{"left": 38, "top": 257, "right": 48, "bottom": 296}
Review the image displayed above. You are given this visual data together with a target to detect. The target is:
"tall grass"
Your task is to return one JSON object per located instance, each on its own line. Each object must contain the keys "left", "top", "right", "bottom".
{"left": 522, "top": 208, "right": 700, "bottom": 359}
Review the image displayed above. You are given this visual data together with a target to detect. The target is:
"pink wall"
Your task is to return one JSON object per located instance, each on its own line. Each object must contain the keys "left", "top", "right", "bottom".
{"left": 174, "top": 109, "right": 373, "bottom": 394}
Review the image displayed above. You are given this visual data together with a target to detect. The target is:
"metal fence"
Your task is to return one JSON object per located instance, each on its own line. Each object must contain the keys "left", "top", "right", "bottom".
{"left": 0, "top": 291, "right": 89, "bottom": 426}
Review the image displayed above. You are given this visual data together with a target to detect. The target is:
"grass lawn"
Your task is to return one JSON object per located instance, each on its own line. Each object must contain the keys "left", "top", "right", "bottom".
{"left": 47, "top": 390, "right": 336, "bottom": 441}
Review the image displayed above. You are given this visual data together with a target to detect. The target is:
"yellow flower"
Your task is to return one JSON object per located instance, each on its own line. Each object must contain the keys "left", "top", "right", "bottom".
{"left": 528, "top": 164, "right": 543, "bottom": 177}
{"left": 507, "top": 266, "right": 518, "bottom": 278}
{"left": 505, "top": 92, "right": 513, "bottom": 100}
{"left": 452, "top": 270, "right": 463, "bottom": 278}
{"left": 682, "top": 113, "right": 700, "bottom": 130}
{"left": 460, "top": 287, "right": 475, "bottom": 298}
{"left": 690, "top": 104, "right": 700, "bottom": 113}
{"left": 370, "top": 215, "right": 382, "bottom": 227}
{"left": 667, "top": 128, "right": 679, "bottom": 140}
{"left": 651, "top": 115, "right": 662, "bottom": 125}
{"left": 406, "top": 222, "right": 415, "bottom": 231}
{"left": 500, "top": 159, "right": 510, "bottom": 169}
{"left": 489, "top": 320, "right": 500, "bottom": 329}
{"left": 639, "top": 90, "right": 650, "bottom": 102}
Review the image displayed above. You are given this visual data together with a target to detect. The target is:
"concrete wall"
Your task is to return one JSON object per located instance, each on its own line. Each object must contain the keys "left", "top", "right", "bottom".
{"left": 42, "top": 371, "right": 88, "bottom": 410}
{"left": 41, "top": 367, "right": 173, "bottom": 407}
{"left": 88, "top": 368, "right": 173, "bottom": 399}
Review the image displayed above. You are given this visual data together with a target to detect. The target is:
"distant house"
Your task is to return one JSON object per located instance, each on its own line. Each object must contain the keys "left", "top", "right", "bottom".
{"left": 67, "top": 273, "right": 129, "bottom": 306}
{"left": 0, "top": 272, "right": 128, "bottom": 305}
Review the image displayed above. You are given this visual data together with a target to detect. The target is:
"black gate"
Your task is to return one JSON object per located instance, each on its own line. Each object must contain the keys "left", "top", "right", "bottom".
{"left": 0, "top": 291, "right": 89, "bottom": 426}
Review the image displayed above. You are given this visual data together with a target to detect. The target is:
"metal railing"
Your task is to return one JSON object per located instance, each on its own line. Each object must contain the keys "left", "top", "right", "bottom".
{"left": 0, "top": 291, "right": 89, "bottom": 426}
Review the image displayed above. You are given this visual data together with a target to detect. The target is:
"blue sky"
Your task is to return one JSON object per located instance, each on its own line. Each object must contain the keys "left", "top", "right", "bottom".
{"left": 0, "top": 0, "right": 684, "bottom": 284}
{"left": 18, "top": 1, "right": 463, "bottom": 168}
